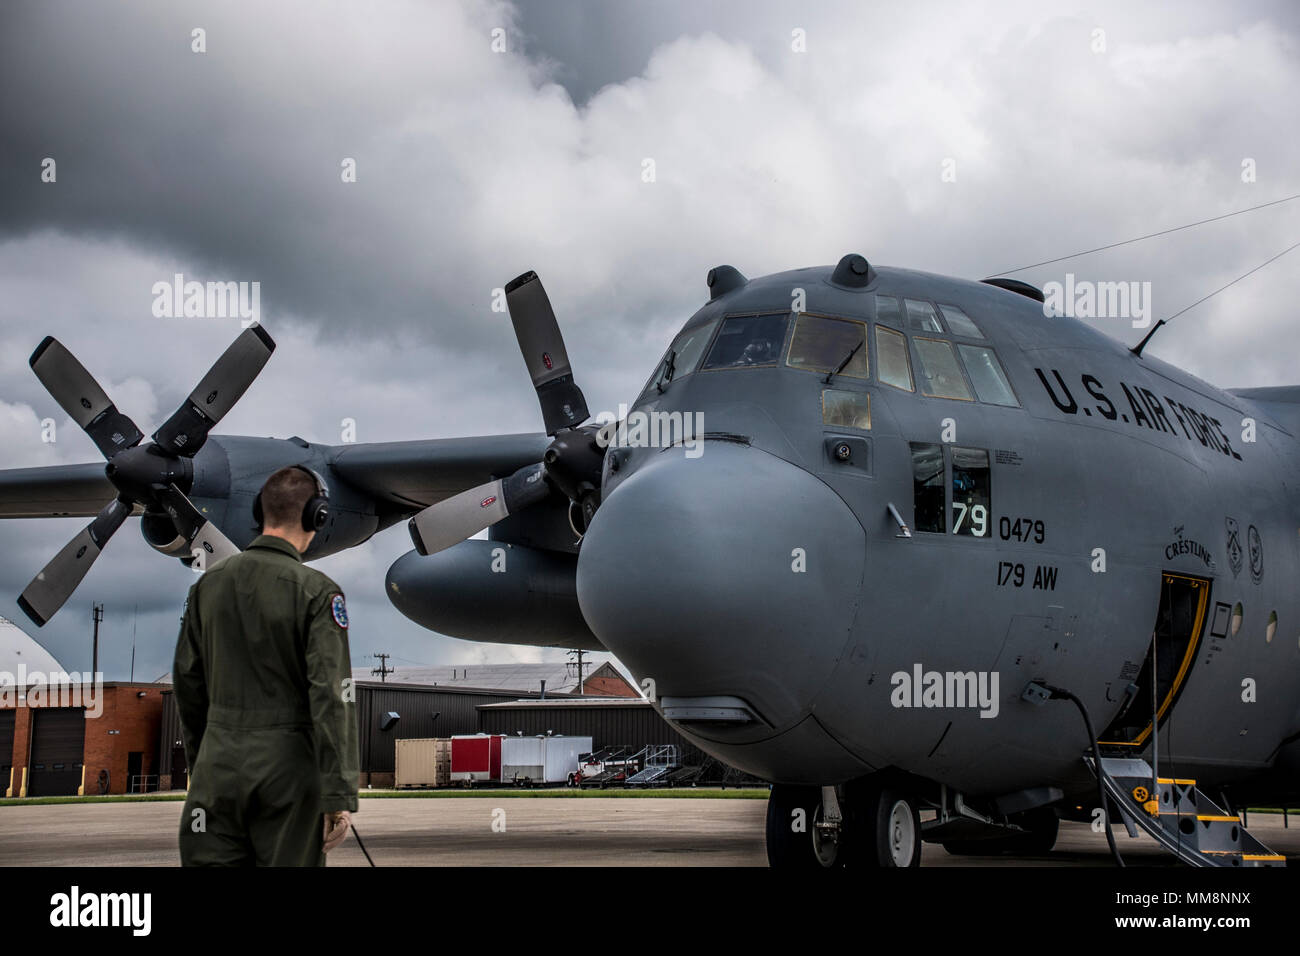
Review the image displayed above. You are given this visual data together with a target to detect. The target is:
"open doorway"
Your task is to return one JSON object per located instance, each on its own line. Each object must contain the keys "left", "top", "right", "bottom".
{"left": 1101, "top": 572, "right": 1210, "bottom": 748}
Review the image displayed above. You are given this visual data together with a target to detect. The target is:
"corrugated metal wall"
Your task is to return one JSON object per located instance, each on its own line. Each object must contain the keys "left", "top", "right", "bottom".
{"left": 357, "top": 684, "right": 532, "bottom": 774}
{"left": 159, "top": 682, "right": 544, "bottom": 776}
{"left": 477, "top": 703, "right": 707, "bottom": 764}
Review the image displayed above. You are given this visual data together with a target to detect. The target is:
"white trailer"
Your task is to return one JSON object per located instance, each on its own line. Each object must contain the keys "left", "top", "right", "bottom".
{"left": 501, "top": 735, "right": 593, "bottom": 785}
{"left": 501, "top": 735, "right": 545, "bottom": 783}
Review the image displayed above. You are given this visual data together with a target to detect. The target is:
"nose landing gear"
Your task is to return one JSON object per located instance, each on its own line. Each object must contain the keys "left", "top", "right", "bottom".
{"left": 766, "top": 782, "right": 921, "bottom": 868}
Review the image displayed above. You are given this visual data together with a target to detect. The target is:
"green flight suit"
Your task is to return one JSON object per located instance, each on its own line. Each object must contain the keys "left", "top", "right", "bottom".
{"left": 173, "top": 534, "right": 359, "bottom": 866}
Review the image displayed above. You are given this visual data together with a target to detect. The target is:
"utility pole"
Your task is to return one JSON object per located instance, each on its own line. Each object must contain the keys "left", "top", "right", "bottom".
{"left": 371, "top": 652, "right": 394, "bottom": 683}
{"left": 91, "top": 603, "right": 104, "bottom": 677}
{"left": 130, "top": 603, "right": 138, "bottom": 682}
{"left": 568, "top": 649, "right": 592, "bottom": 696}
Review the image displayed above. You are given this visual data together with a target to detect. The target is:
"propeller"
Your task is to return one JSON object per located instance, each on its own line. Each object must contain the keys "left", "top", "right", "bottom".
{"left": 16, "top": 326, "right": 274, "bottom": 626}
{"left": 408, "top": 272, "right": 605, "bottom": 556}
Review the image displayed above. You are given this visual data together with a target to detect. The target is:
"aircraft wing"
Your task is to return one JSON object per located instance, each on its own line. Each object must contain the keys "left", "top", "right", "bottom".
{"left": 327, "top": 432, "right": 552, "bottom": 510}
{"left": 0, "top": 433, "right": 551, "bottom": 521}
{"left": 0, "top": 462, "right": 133, "bottom": 518}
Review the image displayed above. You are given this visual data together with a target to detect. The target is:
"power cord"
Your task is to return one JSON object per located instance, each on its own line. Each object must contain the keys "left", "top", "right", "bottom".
{"left": 1030, "top": 683, "right": 1127, "bottom": 867}
{"left": 352, "top": 824, "right": 376, "bottom": 866}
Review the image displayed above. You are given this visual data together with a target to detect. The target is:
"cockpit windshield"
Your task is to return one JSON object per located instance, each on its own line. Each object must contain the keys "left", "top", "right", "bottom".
{"left": 702, "top": 313, "right": 789, "bottom": 369}
{"left": 786, "top": 315, "right": 868, "bottom": 378}
{"left": 646, "top": 318, "right": 719, "bottom": 393}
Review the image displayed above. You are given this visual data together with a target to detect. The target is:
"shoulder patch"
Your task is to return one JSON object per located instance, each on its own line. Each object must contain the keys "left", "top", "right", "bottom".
{"left": 330, "top": 593, "right": 349, "bottom": 629}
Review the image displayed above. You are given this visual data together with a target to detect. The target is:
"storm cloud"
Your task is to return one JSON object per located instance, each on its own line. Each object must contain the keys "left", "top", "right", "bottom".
{"left": 1, "top": 0, "right": 1297, "bottom": 677}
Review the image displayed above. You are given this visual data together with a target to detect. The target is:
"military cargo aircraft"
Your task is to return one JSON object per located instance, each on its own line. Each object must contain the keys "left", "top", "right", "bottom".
{"left": 3, "top": 254, "right": 1296, "bottom": 868}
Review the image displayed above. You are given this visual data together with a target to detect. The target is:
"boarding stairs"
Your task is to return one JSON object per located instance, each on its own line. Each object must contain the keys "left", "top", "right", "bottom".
{"left": 579, "top": 746, "right": 638, "bottom": 787}
{"left": 1088, "top": 757, "right": 1285, "bottom": 867}
{"left": 624, "top": 745, "right": 680, "bottom": 787}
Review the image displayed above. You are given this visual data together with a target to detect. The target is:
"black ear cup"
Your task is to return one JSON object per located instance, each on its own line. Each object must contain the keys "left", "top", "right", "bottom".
{"left": 302, "top": 492, "right": 329, "bottom": 533}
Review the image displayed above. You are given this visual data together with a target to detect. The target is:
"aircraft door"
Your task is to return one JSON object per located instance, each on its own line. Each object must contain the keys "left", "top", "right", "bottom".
{"left": 1100, "top": 572, "right": 1210, "bottom": 748}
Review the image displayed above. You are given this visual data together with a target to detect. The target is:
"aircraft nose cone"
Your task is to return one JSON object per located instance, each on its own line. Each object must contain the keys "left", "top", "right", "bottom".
{"left": 576, "top": 442, "right": 867, "bottom": 736}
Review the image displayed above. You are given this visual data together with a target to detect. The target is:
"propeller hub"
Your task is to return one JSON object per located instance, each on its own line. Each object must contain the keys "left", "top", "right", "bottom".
{"left": 104, "top": 443, "right": 193, "bottom": 503}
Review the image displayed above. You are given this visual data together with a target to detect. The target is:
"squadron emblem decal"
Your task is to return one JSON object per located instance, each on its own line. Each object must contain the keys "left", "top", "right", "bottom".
{"left": 1248, "top": 525, "right": 1264, "bottom": 584}
{"left": 331, "top": 593, "right": 349, "bottom": 628}
{"left": 1225, "top": 517, "right": 1242, "bottom": 577}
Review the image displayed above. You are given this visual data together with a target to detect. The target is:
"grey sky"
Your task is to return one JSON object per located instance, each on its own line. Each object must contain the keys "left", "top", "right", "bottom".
{"left": 1, "top": 0, "right": 1297, "bottom": 678}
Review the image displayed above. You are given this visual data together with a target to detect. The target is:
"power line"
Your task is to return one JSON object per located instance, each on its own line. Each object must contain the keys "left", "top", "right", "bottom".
{"left": 988, "top": 193, "right": 1300, "bottom": 277}
{"left": 1132, "top": 238, "right": 1300, "bottom": 356}
{"left": 1163, "top": 239, "right": 1300, "bottom": 324}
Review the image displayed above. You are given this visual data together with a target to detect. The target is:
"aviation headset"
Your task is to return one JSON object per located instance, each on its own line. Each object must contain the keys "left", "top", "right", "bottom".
{"left": 252, "top": 464, "right": 331, "bottom": 533}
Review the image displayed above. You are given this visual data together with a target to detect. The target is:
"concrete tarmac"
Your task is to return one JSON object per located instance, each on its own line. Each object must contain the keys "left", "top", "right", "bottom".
{"left": 1, "top": 795, "right": 1297, "bottom": 866}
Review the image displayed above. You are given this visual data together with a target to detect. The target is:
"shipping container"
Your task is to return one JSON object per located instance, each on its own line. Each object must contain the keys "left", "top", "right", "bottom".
{"left": 450, "top": 734, "right": 503, "bottom": 784}
{"left": 395, "top": 737, "right": 451, "bottom": 788}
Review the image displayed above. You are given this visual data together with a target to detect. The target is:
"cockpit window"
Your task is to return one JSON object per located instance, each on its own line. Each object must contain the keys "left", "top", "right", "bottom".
{"left": 876, "top": 295, "right": 902, "bottom": 327}
{"left": 914, "top": 337, "right": 973, "bottom": 400}
{"left": 904, "top": 299, "right": 944, "bottom": 334}
{"left": 787, "top": 314, "right": 868, "bottom": 378}
{"left": 957, "top": 345, "right": 1018, "bottom": 406}
{"left": 951, "top": 447, "right": 991, "bottom": 537}
{"left": 910, "top": 442, "right": 945, "bottom": 533}
{"left": 647, "top": 318, "right": 719, "bottom": 392}
{"left": 702, "top": 313, "right": 788, "bottom": 370}
{"left": 874, "top": 326, "right": 913, "bottom": 391}
{"left": 938, "top": 304, "right": 983, "bottom": 339}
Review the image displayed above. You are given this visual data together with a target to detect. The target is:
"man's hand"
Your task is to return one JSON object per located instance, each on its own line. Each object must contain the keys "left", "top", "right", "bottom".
{"left": 323, "top": 810, "right": 352, "bottom": 852}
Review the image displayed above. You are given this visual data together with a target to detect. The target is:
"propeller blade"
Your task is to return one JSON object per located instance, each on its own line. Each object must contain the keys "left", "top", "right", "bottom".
{"left": 152, "top": 324, "right": 276, "bottom": 457}
{"left": 156, "top": 484, "right": 240, "bottom": 571}
{"left": 28, "top": 337, "right": 144, "bottom": 460}
{"left": 408, "top": 462, "right": 550, "bottom": 556}
{"left": 17, "top": 497, "right": 132, "bottom": 627}
{"left": 504, "top": 272, "right": 589, "bottom": 435}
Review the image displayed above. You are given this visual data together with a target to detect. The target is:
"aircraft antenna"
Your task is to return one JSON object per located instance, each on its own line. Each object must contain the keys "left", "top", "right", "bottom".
{"left": 987, "top": 193, "right": 1300, "bottom": 277}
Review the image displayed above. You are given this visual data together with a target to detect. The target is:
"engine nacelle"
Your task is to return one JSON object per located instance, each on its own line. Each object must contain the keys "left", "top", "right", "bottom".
{"left": 140, "top": 507, "right": 192, "bottom": 558}
{"left": 386, "top": 539, "right": 603, "bottom": 650}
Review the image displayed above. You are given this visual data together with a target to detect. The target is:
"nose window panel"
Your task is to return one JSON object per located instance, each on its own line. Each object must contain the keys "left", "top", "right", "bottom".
{"left": 957, "top": 344, "right": 1019, "bottom": 406}
{"left": 914, "top": 337, "right": 973, "bottom": 400}
{"left": 822, "top": 389, "right": 870, "bottom": 429}
{"left": 702, "top": 313, "right": 789, "bottom": 369}
{"left": 787, "top": 314, "right": 868, "bottom": 378}
{"left": 874, "top": 326, "right": 914, "bottom": 391}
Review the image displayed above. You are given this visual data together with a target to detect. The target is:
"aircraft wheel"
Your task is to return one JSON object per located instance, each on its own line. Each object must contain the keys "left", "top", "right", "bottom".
{"left": 863, "top": 789, "right": 921, "bottom": 868}
{"left": 765, "top": 784, "right": 826, "bottom": 868}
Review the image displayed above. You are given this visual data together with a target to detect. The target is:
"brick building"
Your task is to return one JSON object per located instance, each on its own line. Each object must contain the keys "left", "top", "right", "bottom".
{"left": 2, "top": 682, "right": 167, "bottom": 797}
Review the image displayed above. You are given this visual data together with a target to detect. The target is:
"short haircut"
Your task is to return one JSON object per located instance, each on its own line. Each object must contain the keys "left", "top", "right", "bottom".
{"left": 260, "top": 466, "right": 317, "bottom": 529}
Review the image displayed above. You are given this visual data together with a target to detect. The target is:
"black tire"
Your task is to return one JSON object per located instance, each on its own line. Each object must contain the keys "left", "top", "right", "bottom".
{"left": 863, "top": 788, "right": 922, "bottom": 868}
{"left": 765, "top": 784, "right": 826, "bottom": 869}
